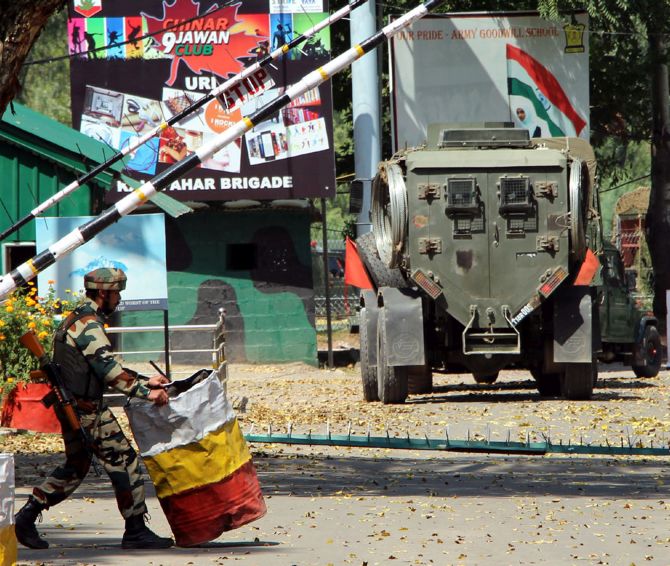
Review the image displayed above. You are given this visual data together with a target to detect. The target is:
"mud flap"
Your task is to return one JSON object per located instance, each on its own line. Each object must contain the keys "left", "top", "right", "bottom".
{"left": 377, "top": 287, "right": 425, "bottom": 367}
{"left": 553, "top": 286, "right": 598, "bottom": 363}
{"left": 360, "top": 289, "right": 379, "bottom": 366}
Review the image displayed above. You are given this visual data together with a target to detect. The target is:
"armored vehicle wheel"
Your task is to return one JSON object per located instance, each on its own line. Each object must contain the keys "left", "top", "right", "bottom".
{"left": 560, "top": 363, "right": 595, "bottom": 400}
{"left": 377, "top": 308, "right": 408, "bottom": 404}
{"left": 356, "top": 232, "right": 407, "bottom": 289}
{"left": 632, "top": 325, "right": 662, "bottom": 378}
{"left": 531, "top": 369, "right": 562, "bottom": 397}
{"left": 359, "top": 307, "right": 379, "bottom": 401}
{"left": 407, "top": 365, "right": 433, "bottom": 394}
{"left": 473, "top": 372, "right": 499, "bottom": 385}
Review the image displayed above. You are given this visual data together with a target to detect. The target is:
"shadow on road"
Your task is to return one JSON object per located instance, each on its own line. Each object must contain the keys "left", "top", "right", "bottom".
{"left": 250, "top": 451, "right": 670, "bottom": 501}
{"left": 16, "top": 449, "right": 669, "bottom": 503}
{"left": 405, "top": 375, "right": 653, "bottom": 404}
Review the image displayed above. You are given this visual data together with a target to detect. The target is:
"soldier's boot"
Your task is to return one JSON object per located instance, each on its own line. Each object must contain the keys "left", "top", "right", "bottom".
{"left": 121, "top": 514, "right": 174, "bottom": 549}
{"left": 15, "top": 496, "right": 49, "bottom": 549}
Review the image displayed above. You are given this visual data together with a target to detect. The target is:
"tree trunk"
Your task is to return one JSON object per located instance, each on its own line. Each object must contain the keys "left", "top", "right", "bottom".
{"left": 646, "top": 29, "right": 670, "bottom": 327}
{"left": 0, "top": 0, "right": 67, "bottom": 117}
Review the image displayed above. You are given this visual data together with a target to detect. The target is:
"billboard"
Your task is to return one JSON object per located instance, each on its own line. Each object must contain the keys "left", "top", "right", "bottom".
{"left": 390, "top": 12, "right": 589, "bottom": 150}
{"left": 68, "top": 0, "right": 335, "bottom": 202}
{"left": 36, "top": 213, "right": 168, "bottom": 312}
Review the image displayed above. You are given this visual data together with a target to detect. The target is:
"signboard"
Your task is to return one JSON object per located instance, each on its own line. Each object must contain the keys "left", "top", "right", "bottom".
{"left": 68, "top": 0, "right": 335, "bottom": 202}
{"left": 390, "top": 12, "right": 589, "bottom": 150}
{"left": 36, "top": 213, "right": 168, "bottom": 312}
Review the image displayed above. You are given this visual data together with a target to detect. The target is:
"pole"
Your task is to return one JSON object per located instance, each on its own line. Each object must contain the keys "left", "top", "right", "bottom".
{"left": 321, "top": 198, "right": 334, "bottom": 369}
{"left": 0, "top": 0, "right": 446, "bottom": 301}
{"left": 351, "top": 0, "right": 381, "bottom": 237}
{"left": 163, "top": 309, "right": 171, "bottom": 379}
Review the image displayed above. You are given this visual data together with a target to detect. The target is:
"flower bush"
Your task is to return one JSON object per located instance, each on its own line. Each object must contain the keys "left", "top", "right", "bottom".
{"left": 0, "top": 281, "right": 80, "bottom": 397}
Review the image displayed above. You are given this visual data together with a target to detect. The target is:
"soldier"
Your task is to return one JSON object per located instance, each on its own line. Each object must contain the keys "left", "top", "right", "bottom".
{"left": 14, "top": 268, "right": 174, "bottom": 550}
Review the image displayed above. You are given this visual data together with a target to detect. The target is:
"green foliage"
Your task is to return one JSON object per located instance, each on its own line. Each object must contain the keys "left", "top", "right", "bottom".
{"left": 0, "top": 283, "right": 80, "bottom": 396}
{"left": 598, "top": 140, "right": 651, "bottom": 237}
{"left": 17, "top": 6, "right": 71, "bottom": 125}
{"left": 310, "top": 187, "right": 356, "bottom": 244}
{"left": 333, "top": 106, "right": 355, "bottom": 181}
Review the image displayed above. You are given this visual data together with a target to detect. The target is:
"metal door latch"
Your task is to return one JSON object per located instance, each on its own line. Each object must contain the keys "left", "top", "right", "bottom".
{"left": 534, "top": 181, "right": 558, "bottom": 199}
{"left": 417, "top": 183, "right": 441, "bottom": 200}
{"left": 536, "top": 235, "right": 560, "bottom": 252}
{"left": 418, "top": 237, "right": 442, "bottom": 254}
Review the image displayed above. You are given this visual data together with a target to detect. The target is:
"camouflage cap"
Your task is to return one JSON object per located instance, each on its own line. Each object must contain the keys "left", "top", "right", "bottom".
{"left": 84, "top": 268, "right": 127, "bottom": 291}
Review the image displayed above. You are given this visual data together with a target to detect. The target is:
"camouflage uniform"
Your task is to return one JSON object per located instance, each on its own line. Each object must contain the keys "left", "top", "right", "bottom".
{"left": 32, "top": 272, "right": 152, "bottom": 519}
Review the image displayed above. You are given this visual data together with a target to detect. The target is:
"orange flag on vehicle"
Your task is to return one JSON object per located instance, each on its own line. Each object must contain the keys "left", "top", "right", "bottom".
{"left": 574, "top": 248, "right": 600, "bottom": 286}
{"left": 344, "top": 236, "right": 374, "bottom": 289}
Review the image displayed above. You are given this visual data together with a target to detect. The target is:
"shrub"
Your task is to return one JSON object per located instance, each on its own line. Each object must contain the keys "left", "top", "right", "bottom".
{"left": 0, "top": 281, "right": 80, "bottom": 397}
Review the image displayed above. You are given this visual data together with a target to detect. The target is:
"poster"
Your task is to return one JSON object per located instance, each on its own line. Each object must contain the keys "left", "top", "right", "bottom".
{"left": 68, "top": 0, "right": 334, "bottom": 202}
{"left": 390, "top": 12, "right": 589, "bottom": 150}
{"left": 35, "top": 213, "right": 168, "bottom": 312}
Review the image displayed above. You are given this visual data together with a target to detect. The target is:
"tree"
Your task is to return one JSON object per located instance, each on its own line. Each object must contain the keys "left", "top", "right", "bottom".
{"left": 535, "top": 0, "right": 670, "bottom": 321}
{"left": 17, "top": 8, "right": 71, "bottom": 125}
{"left": 0, "top": 0, "right": 68, "bottom": 117}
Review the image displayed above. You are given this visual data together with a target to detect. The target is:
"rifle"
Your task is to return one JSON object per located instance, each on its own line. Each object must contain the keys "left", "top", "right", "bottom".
{"left": 20, "top": 330, "right": 102, "bottom": 476}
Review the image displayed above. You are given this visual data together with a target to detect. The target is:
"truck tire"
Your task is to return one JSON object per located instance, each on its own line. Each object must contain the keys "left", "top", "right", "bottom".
{"left": 356, "top": 232, "right": 407, "bottom": 289}
{"left": 531, "top": 369, "right": 562, "bottom": 397}
{"left": 408, "top": 365, "right": 433, "bottom": 394}
{"left": 473, "top": 372, "right": 499, "bottom": 385}
{"left": 377, "top": 308, "right": 408, "bottom": 404}
{"left": 560, "top": 363, "right": 595, "bottom": 400}
{"left": 632, "top": 325, "right": 662, "bottom": 378}
{"left": 359, "top": 307, "right": 379, "bottom": 401}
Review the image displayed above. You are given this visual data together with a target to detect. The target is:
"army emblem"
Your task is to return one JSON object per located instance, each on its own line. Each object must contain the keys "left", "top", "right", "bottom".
{"left": 563, "top": 17, "right": 585, "bottom": 54}
{"left": 74, "top": 0, "right": 102, "bottom": 18}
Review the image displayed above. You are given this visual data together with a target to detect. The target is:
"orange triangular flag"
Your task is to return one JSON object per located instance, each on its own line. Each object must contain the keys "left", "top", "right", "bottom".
{"left": 344, "top": 236, "right": 374, "bottom": 289}
{"left": 574, "top": 248, "right": 600, "bottom": 286}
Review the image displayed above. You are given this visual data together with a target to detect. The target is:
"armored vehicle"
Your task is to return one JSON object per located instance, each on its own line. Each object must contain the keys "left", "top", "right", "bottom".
{"left": 357, "top": 125, "right": 661, "bottom": 403}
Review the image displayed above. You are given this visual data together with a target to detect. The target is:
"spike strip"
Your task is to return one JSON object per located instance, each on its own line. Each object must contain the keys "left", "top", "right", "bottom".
{"left": 244, "top": 432, "right": 670, "bottom": 457}
{"left": 0, "top": 0, "right": 444, "bottom": 300}
{"left": 0, "top": 0, "right": 368, "bottom": 243}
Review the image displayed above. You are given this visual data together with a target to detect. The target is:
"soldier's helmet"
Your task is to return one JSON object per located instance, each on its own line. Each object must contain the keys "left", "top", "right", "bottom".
{"left": 84, "top": 268, "right": 127, "bottom": 291}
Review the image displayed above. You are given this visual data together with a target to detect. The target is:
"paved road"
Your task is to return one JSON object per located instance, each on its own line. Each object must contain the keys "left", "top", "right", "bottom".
{"left": 7, "top": 362, "right": 670, "bottom": 565}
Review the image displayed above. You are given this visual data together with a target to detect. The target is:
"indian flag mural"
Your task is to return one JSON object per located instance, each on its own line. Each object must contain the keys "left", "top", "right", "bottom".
{"left": 125, "top": 370, "right": 266, "bottom": 547}
{"left": 507, "top": 43, "right": 586, "bottom": 138}
{"left": 390, "top": 12, "right": 590, "bottom": 149}
{"left": 0, "top": 454, "right": 17, "bottom": 566}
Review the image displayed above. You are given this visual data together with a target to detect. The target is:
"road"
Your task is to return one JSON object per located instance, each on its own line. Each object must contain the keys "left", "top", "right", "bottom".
{"left": 5, "top": 361, "right": 670, "bottom": 565}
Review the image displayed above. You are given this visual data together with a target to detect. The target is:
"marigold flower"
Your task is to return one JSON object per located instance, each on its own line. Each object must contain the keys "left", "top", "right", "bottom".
{"left": 28, "top": 321, "right": 37, "bottom": 329}
{"left": 5, "top": 306, "right": 13, "bottom": 313}
{"left": 6, "top": 376, "right": 12, "bottom": 382}
{"left": 0, "top": 334, "right": 6, "bottom": 341}
{"left": 38, "top": 331, "right": 48, "bottom": 340}
{"left": 48, "top": 280, "right": 55, "bottom": 285}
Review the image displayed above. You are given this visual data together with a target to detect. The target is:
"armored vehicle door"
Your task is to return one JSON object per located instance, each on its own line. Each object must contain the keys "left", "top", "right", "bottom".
{"left": 433, "top": 148, "right": 570, "bottom": 328}
{"left": 599, "top": 246, "right": 635, "bottom": 343}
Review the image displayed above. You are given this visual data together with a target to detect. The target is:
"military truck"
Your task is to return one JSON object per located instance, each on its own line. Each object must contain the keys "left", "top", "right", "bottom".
{"left": 356, "top": 125, "right": 661, "bottom": 403}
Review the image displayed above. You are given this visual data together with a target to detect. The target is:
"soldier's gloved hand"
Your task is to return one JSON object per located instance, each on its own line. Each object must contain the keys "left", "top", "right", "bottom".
{"left": 148, "top": 374, "right": 170, "bottom": 388}
{"left": 148, "top": 388, "right": 169, "bottom": 406}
